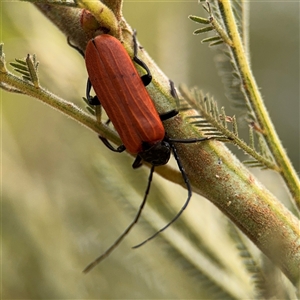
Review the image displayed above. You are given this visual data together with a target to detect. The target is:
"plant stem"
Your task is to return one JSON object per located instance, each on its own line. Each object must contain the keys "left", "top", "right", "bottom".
{"left": 0, "top": 71, "right": 117, "bottom": 143}
{"left": 2, "top": 1, "right": 299, "bottom": 285}
{"left": 218, "top": 0, "right": 300, "bottom": 209}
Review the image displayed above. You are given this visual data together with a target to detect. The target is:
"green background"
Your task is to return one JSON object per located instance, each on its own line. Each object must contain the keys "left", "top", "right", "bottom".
{"left": 1, "top": 1, "right": 299, "bottom": 298}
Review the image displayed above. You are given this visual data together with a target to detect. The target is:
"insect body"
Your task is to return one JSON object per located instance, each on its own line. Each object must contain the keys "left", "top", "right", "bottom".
{"left": 85, "top": 34, "right": 174, "bottom": 167}
{"left": 83, "top": 33, "right": 209, "bottom": 273}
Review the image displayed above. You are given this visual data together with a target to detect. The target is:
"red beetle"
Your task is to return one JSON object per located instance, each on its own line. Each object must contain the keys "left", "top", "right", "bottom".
{"left": 85, "top": 34, "right": 177, "bottom": 167}
{"left": 82, "top": 32, "right": 210, "bottom": 272}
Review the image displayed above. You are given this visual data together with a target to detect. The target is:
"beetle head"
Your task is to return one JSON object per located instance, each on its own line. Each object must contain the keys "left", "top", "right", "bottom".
{"left": 140, "top": 141, "right": 171, "bottom": 166}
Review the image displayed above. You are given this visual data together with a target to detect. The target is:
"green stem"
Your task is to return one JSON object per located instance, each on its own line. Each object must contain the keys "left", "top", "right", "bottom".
{"left": 218, "top": 0, "right": 300, "bottom": 209}
{"left": 0, "top": 71, "right": 117, "bottom": 143}
{"left": 2, "top": 2, "right": 299, "bottom": 285}
{"left": 0, "top": 67, "right": 179, "bottom": 182}
{"left": 76, "top": 0, "right": 119, "bottom": 37}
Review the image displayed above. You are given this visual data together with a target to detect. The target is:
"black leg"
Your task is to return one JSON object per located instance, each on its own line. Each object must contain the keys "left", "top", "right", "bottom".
{"left": 132, "top": 30, "right": 152, "bottom": 86}
{"left": 159, "top": 110, "right": 178, "bottom": 122}
{"left": 67, "top": 37, "right": 85, "bottom": 57}
{"left": 98, "top": 136, "right": 126, "bottom": 153}
{"left": 86, "top": 79, "right": 100, "bottom": 106}
{"left": 132, "top": 155, "right": 143, "bottom": 169}
{"left": 158, "top": 80, "right": 179, "bottom": 122}
{"left": 163, "top": 80, "right": 211, "bottom": 143}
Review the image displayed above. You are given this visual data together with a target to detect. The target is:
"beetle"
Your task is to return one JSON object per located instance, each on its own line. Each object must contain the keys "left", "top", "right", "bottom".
{"left": 82, "top": 32, "right": 210, "bottom": 273}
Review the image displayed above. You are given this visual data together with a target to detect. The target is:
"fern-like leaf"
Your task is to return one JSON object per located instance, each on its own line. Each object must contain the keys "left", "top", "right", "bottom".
{"left": 187, "top": 1, "right": 279, "bottom": 171}
{"left": 189, "top": 0, "right": 254, "bottom": 116}
{"left": 189, "top": 0, "right": 251, "bottom": 117}
{"left": 179, "top": 86, "right": 278, "bottom": 171}
{"left": 10, "top": 54, "right": 39, "bottom": 87}
{"left": 0, "top": 44, "right": 25, "bottom": 93}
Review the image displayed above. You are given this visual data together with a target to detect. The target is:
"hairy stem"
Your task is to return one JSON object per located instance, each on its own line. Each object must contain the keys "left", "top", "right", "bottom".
{"left": 1, "top": 0, "right": 299, "bottom": 286}
{"left": 217, "top": 0, "right": 300, "bottom": 208}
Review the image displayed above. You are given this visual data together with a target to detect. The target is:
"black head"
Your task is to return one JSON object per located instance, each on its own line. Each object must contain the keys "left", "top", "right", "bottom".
{"left": 139, "top": 140, "right": 171, "bottom": 166}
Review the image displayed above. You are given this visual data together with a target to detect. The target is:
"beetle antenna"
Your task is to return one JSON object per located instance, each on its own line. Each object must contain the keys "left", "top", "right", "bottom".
{"left": 132, "top": 143, "right": 192, "bottom": 249}
{"left": 82, "top": 166, "right": 155, "bottom": 273}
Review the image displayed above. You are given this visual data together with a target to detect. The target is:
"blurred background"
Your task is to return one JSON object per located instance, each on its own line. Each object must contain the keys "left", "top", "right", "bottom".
{"left": 1, "top": 1, "right": 299, "bottom": 298}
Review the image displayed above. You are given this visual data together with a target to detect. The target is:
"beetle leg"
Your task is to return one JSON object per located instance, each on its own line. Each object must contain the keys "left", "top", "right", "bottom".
{"left": 132, "top": 30, "right": 152, "bottom": 87}
{"left": 159, "top": 109, "right": 178, "bottom": 121}
{"left": 86, "top": 79, "right": 101, "bottom": 106}
{"left": 98, "top": 118, "right": 127, "bottom": 152}
{"left": 132, "top": 155, "right": 143, "bottom": 169}
{"left": 67, "top": 37, "right": 85, "bottom": 57}
{"left": 98, "top": 136, "right": 126, "bottom": 153}
{"left": 88, "top": 77, "right": 125, "bottom": 153}
{"left": 98, "top": 114, "right": 126, "bottom": 153}
{"left": 133, "top": 57, "right": 152, "bottom": 86}
{"left": 97, "top": 112, "right": 126, "bottom": 152}
{"left": 157, "top": 81, "right": 180, "bottom": 122}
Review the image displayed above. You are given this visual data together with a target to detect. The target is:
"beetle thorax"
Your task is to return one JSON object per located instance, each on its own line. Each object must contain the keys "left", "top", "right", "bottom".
{"left": 139, "top": 141, "right": 171, "bottom": 166}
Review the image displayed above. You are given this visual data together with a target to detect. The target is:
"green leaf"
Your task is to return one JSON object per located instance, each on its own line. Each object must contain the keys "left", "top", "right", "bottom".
{"left": 193, "top": 26, "right": 214, "bottom": 35}
{"left": 189, "top": 15, "right": 210, "bottom": 24}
